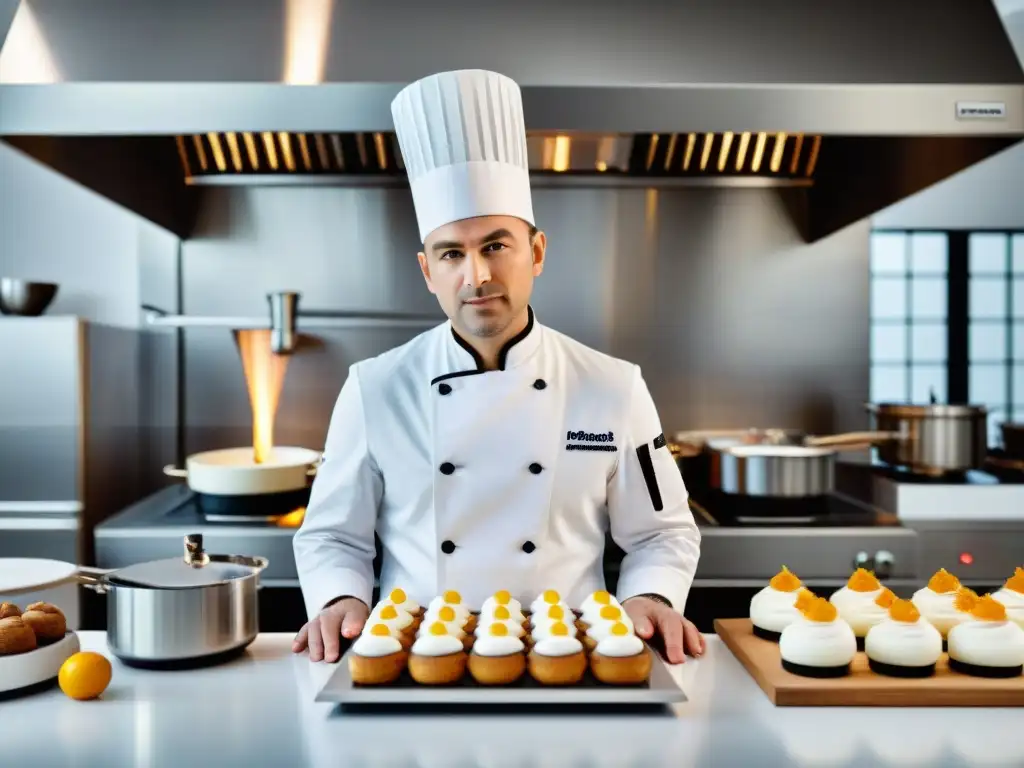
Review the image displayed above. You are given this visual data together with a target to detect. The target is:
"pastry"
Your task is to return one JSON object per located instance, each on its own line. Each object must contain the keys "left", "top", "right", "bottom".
{"left": 829, "top": 568, "right": 887, "bottom": 648}
{"left": 348, "top": 622, "right": 409, "bottom": 685}
{"left": 370, "top": 603, "right": 415, "bottom": 636}
{"left": 582, "top": 605, "right": 635, "bottom": 651}
{"left": 911, "top": 568, "right": 963, "bottom": 638}
{"left": 590, "top": 621, "right": 652, "bottom": 685}
{"left": 530, "top": 604, "right": 575, "bottom": 637}
{"left": 408, "top": 621, "right": 468, "bottom": 685}
{"left": 0, "top": 615, "right": 38, "bottom": 655}
{"left": 379, "top": 587, "right": 423, "bottom": 618}
{"left": 20, "top": 602, "right": 67, "bottom": 644}
{"left": 427, "top": 590, "right": 471, "bottom": 624}
{"left": 947, "top": 594, "right": 1024, "bottom": 678}
{"left": 992, "top": 567, "right": 1024, "bottom": 631}
{"left": 479, "top": 590, "right": 525, "bottom": 624}
{"left": 0, "top": 602, "right": 21, "bottom": 620}
{"left": 468, "top": 621, "right": 526, "bottom": 685}
{"left": 418, "top": 605, "right": 473, "bottom": 650}
{"left": 749, "top": 566, "right": 806, "bottom": 641}
{"left": 530, "top": 589, "right": 574, "bottom": 619}
{"left": 473, "top": 606, "right": 525, "bottom": 639}
{"left": 865, "top": 598, "right": 943, "bottom": 678}
{"left": 779, "top": 596, "right": 857, "bottom": 678}
{"left": 579, "top": 589, "right": 620, "bottom": 626}
{"left": 528, "top": 621, "right": 587, "bottom": 685}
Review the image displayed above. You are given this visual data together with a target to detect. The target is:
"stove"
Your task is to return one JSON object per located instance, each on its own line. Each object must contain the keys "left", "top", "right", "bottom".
{"left": 94, "top": 485, "right": 308, "bottom": 587}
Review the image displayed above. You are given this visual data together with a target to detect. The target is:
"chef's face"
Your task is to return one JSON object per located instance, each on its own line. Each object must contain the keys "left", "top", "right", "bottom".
{"left": 418, "top": 215, "right": 546, "bottom": 339}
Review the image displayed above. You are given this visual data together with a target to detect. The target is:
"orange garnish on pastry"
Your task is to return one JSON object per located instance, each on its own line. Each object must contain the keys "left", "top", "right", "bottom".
{"left": 769, "top": 566, "right": 802, "bottom": 592}
{"left": 609, "top": 622, "right": 630, "bottom": 636}
{"left": 388, "top": 588, "right": 407, "bottom": 603}
{"left": 971, "top": 595, "right": 1008, "bottom": 622}
{"left": 437, "top": 606, "right": 456, "bottom": 622}
{"left": 443, "top": 590, "right": 462, "bottom": 604}
{"left": 489, "top": 622, "right": 510, "bottom": 637}
{"left": 493, "top": 590, "right": 511, "bottom": 605}
{"left": 548, "top": 621, "right": 570, "bottom": 636}
{"left": 379, "top": 605, "right": 398, "bottom": 620}
{"left": 847, "top": 568, "right": 881, "bottom": 592}
{"left": 927, "top": 568, "right": 960, "bottom": 594}
{"left": 599, "top": 605, "right": 622, "bottom": 621}
{"left": 369, "top": 623, "right": 391, "bottom": 636}
{"left": 889, "top": 598, "right": 920, "bottom": 623}
{"left": 545, "top": 605, "right": 565, "bottom": 621}
{"left": 493, "top": 606, "right": 511, "bottom": 620}
{"left": 592, "top": 590, "right": 612, "bottom": 605}
{"left": 794, "top": 588, "right": 816, "bottom": 611}
{"left": 1004, "top": 567, "right": 1024, "bottom": 594}
{"left": 875, "top": 588, "right": 897, "bottom": 609}
{"left": 953, "top": 586, "right": 979, "bottom": 613}
{"left": 802, "top": 597, "right": 838, "bottom": 623}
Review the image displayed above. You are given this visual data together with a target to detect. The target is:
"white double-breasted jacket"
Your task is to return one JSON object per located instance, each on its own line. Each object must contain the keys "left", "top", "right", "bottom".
{"left": 293, "top": 308, "right": 700, "bottom": 617}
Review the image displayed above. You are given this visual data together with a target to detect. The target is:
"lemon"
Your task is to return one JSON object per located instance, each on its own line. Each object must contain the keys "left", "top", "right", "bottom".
{"left": 58, "top": 651, "right": 112, "bottom": 701}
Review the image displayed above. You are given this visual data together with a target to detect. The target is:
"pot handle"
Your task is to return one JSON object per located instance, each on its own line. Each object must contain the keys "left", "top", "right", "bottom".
{"left": 306, "top": 452, "right": 324, "bottom": 477}
{"left": 74, "top": 566, "right": 115, "bottom": 594}
{"left": 163, "top": 465, "right": 188, "bottom": 479}
{"left": 805, "top": 431, "right": 901, "bottom": 450}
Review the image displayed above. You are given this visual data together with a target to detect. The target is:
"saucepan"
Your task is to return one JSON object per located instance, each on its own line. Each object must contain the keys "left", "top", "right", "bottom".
{"left": 672, "top": 429, "right": 898, "bottom": 498}
{"left": 864, "top": 402, "right": 988, "bottom": 475}
{"left": 163, "top": 446, "right": 321, "bottom": 515}
{"left": 1, "top": 535, "right": 267, "bottom": 667}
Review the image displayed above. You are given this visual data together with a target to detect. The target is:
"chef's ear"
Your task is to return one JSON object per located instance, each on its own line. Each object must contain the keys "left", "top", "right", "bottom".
{"left": 417, "top": 251, "right": 437, "bottom": 294}
{"left": 530, "top": 228, "right": 547, "bottom": 277}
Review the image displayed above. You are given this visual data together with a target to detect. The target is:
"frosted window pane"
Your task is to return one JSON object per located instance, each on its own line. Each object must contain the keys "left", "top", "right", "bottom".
{"left": 871, "top": 279, "right": 907, "bottom": 319}
{"left": 1013, "top": 235, "right": 1024, "bottom": 274}
{"left": 871, "top": 367, "right": 907, "bottom": 402}
{"left": 1014, "top": 279, "right": 1024, "bottom": 319}
{"left": 970, "top": 324, "right": 1007, "bottom": 362}
{"left": 1015, "top": 324, "right": 1024, "bottom": 360}
{"left": 870, "top": 233, "right": 907, "bottom": 274}
{"left": 970, "top": 233, "right": 1008, "bottom": 273}
{"left": 1014, "top": 409, "right": 1024, "bottom": 424}
{"left": 910, "top": 233, "right": 947, "bottom": 273}
{"left": 911, "top": 324, "right": 946, "bottom": 362}
{"left": 911, "top": 366, "right": 946, "bottom": 404}
{"left": 988, "top": 411, "right": 1007, "bottom": 447}
{"left": 970, "top": 278, "right": 1007, "bottom": 319}
{"left": 969, "top": 365, "right": 1007, "bottom": 407}
{"left": 1015, "top": 366, "right": 1024, "bottom": 407}
{"left": 910, "top": 278, "right": 946, "bottom": 319}
{"left": 872, "top": 325, "right": 907, "bottom": 362}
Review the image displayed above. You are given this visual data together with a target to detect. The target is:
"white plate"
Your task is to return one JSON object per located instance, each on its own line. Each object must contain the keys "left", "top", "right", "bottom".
{"left": 0, "top": 631, "right": 80, "bottom": 694}
{"left": 0, "top": 558, "right": 78, "bottom": 595}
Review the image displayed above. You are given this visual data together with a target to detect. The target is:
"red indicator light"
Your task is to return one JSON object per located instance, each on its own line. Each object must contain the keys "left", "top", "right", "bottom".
{"left": 959, "top": 552, "right": 974, "bottom": 565}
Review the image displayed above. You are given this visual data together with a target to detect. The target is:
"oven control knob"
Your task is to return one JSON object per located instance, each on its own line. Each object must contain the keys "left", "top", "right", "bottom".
{"left": 873, "top": 550, "right": 895, "bottom": 579}
{"left": 853, "top": 551, "right": 871, "bottom": 570}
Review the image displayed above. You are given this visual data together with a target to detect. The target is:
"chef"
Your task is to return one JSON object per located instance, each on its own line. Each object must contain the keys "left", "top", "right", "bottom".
{"left": 292, "top": 69, "right": 703, "bottom": 665}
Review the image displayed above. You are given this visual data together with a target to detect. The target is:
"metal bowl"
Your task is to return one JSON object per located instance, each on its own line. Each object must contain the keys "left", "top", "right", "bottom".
{"left": 0, "top": 278, "right": 59, "bottom": 316}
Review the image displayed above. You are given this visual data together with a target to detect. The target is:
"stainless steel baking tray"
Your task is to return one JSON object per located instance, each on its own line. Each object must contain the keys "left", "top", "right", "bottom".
{"left": 315, "top": 647, "right": 687, "bottom": 705}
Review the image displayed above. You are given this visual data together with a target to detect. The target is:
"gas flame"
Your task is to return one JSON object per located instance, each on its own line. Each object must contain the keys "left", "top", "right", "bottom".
{"left": 235, "top": 329, "right": 290, "bottom": 464}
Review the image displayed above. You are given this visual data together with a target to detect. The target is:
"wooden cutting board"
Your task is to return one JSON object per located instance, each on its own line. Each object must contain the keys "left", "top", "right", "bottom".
{"left": 715, "top": 618, "right": 1024, "bottom": 707}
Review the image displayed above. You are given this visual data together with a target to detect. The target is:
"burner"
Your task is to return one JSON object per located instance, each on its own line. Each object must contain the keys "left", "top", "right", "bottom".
{"left": 689, "top": 490, "right": 897, "bottom": 528}
{"left": 195, "top": 486, "right": 311, "bottom": 518}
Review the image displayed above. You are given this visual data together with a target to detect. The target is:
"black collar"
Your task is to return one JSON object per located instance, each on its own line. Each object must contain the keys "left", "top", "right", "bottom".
{"left": 432, "top": 306, "right": 538, "bottom": 385}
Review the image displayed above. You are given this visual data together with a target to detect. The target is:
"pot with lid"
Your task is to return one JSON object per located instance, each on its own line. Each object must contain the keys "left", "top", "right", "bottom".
{"left": 0, "top": 535, "right": 268, "bottom": 668}
{"left": 865, "top": 402, "right": 988, "bottom": 475}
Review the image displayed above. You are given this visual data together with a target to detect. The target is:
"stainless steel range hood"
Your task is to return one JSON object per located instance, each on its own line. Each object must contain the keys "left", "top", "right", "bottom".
{"left": 1, "top": 0, "right": 1022, "bottom": 241}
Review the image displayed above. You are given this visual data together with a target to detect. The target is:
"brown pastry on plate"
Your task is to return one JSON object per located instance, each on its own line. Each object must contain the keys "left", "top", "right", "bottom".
{"left": 0, "top": 602, "right": 22, "bottom": 620}
{"left": 528, "top": 620, "right": 587, "bottom": 685}
{"left": 20, "top": 602, "right": 67, "bottom": 644}
{"left": 408, "top": 621, "right": 468, "bottom": 684}
{"left": 468, "top": 621, "right": 526, "bottom": 685}
{"left": 590, "top": 621, "right": 652, "bottom": 684}
{"left": 0, "top": 616, "right": 38, "bottom": 655}
{"left": 348, "top": 622, "right": 409, "bottom": 685}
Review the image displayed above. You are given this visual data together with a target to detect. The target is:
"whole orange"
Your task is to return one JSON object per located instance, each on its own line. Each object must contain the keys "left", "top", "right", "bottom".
{"left": 58, "top": 652, "right": 112, "bottom": 701}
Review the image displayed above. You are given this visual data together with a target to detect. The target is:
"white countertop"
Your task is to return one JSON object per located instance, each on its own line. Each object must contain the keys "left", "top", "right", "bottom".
{"left": 2, "top": 632, "right": 1022, "bottom": 767}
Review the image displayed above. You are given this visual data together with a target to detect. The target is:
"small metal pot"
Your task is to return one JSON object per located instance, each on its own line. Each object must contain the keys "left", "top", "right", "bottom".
{"left": 865, "top": 403, "right": 988, "bottom": 474}
{"left": 79, "top": 534, "right": 268, "bottom": 668}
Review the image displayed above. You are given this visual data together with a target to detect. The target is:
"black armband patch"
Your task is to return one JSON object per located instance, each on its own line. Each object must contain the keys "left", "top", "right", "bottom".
{"left": 636, "top": 443, "right": 664, "bottom": 512}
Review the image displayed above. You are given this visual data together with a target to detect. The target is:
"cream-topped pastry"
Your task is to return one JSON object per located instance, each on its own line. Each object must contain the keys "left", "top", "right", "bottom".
{"left": 480, "top": 590, "right": 524, "bottom": 620}
{"left": 579, "top": 590, "right": 620, "bottom": 624}
{"left": 530, "top": 589, "right": 571, "bottom": 617}
{"left": 471, "top": 626, "right": 526, "bottom": 657}
{"left": 478, "top": 603, "right": 526, "bottom": 628}
{"left": 749, "top": 566, "right": 806, "bottom": 641}
{"left": 473, "top": 612, "right": 525, "bottom": 638}
{"left": 532, "top": 626, "right": 584, "bottom": 657}
{"left": 378, "top": 587, "right": 421, "bottom": 616}
{"left": 351, "top": 623, "right": 404, "bottom": 657}
{"left": 594, "top": 629, "right": 645, "bottom": 658}
{"left": 415, "top": 605, "right": 466, "bottom": 637}
{"left": 410, "top": 623, "right": 465, "bottom": 657}
{"left": 529, "top": 603, "right": 575, "bottom": 634}
{"left": 427, "top": 590, "right": 470, "bottom": 622}
{"left": 779, "top": 596, "right": 857, "bottom": 678}
{"left": 911, "top": 568, "right": 963, "bottom": 637}
{"left": 947, "top": 594, "right": 1024, "bottom": 678}
{"left": 829, "top": 568, "right": 887, "bottom": 644}
{"left": 369, "top": 603, "right": 414, "bottom": 633}
{"left": 865, "top": 598, "right": 943, "bottom": 678}
{"left": 992, "top": 567, "right": 1024, "bottom": 631}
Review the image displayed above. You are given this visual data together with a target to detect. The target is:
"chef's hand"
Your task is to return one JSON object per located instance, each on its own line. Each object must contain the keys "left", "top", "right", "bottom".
{"left": 622, "top": 596, "right": 706, "bottom": 665}
{"left": 292, "top": 597, "right": 369, "bottom": 663}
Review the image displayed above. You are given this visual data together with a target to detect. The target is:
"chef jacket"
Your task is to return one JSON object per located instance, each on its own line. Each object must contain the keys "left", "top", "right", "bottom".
{"left": 293, "top": 307, "right": 701, "bottom": 617}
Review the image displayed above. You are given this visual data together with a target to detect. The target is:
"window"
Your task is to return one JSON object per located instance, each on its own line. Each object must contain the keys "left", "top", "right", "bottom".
{"left": 870, "top": 230, "right": 1024, "bottom": 446}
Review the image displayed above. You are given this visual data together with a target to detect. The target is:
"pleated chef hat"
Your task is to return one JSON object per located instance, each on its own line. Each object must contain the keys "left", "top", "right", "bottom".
{"left": 391, "top": 69, "right": 534, "bottom": 242}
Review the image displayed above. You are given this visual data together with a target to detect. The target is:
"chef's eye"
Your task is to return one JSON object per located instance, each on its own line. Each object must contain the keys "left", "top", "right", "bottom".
{"left": 482, "top": 242, "right": 507, "bottom": 253}
{"left": 440, "top": 250, "right": 463, "bottom": 261}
